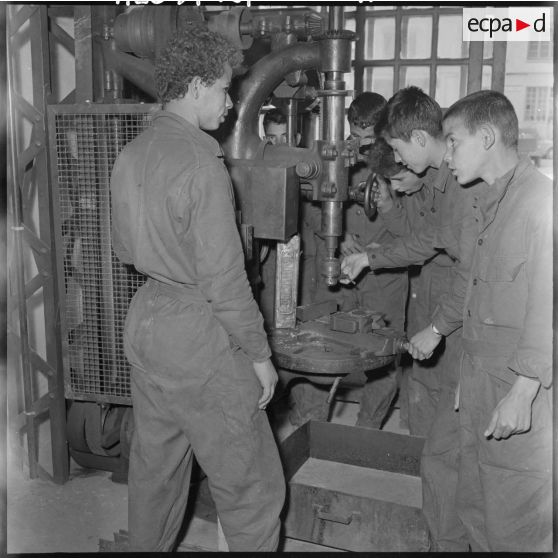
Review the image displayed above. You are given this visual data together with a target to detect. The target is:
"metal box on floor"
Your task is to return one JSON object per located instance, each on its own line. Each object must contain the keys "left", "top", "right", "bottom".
{"left": 279, "top": 421, "right": 429, "bottom": 552}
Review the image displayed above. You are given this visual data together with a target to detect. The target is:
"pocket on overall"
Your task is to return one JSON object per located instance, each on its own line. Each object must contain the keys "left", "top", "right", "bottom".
{"left": 476, "top": 256, "right": 526, "bottom": 329}
{"left": 132, "top": 293, "right": 229, "bottom": 383}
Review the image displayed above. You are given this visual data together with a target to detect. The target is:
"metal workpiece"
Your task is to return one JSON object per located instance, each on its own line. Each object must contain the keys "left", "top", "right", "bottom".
{"left": 274, "top": 235, "right": 301, "bottom": 329}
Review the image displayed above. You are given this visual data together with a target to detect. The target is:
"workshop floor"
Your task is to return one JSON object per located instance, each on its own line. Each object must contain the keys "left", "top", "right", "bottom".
{"left": 7, "top": 390, "right": 408, "bottom": 553}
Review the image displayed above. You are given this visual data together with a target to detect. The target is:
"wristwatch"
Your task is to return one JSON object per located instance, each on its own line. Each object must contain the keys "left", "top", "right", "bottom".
{"left": 431, "top": 323, "right": 442, "bottom": 336}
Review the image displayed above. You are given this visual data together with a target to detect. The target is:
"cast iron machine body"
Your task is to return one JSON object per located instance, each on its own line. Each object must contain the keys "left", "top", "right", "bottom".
{"left": 222, "top": 6, "right": 406, "bottom": 395}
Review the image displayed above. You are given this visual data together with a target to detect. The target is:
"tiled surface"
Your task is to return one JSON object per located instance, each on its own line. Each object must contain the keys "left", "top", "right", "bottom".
{"left": 7, "top": 389, "right": 408, "bottom": 554}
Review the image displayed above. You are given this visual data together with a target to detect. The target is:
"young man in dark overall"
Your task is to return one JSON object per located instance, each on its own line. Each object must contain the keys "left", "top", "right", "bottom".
{"left": 341, "top": 86, "right": 485, "bottom": 551}
{"left": 110, "top": 26, "right": 285, "bottom": 552}
{"left": 439, "top": 90, "right": 552, "bottom": 552}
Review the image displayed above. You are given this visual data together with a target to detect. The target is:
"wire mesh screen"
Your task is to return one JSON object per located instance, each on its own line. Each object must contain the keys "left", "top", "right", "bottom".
{"left": 52, "top": 106, "right": 156, "bottom": 403}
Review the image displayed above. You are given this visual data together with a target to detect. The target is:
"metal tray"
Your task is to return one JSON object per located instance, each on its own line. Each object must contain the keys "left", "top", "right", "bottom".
{"left": 279, "top": 421, "right": 429, "bottom": 552}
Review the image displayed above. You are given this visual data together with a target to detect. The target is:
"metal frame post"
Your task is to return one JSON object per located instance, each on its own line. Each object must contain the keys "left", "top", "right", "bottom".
{"left": 7, "top": 4, "right": 69, "bottom": 483}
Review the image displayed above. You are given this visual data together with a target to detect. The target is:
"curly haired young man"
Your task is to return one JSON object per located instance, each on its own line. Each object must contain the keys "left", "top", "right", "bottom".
{"left": 110, "top": 26, "right": 285, "bottom": 552}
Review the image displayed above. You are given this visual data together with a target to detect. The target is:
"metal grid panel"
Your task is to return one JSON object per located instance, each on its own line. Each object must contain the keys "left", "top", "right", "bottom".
{"left": 52, "top": 106, "right": 156, "bottom": 403}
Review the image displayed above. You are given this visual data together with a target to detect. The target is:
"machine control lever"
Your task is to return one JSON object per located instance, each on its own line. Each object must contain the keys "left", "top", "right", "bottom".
{"left": 362, "top": 172, "right": 378, "bottom": 218}
{"left": 348, "top": 172, "right": 378, "bottom": 218}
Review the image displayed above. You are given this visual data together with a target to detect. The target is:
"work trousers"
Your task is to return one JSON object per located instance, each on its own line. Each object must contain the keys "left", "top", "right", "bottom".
{"left": 418, "top": 330, "right": 468, "bottom": 551}
{"left": 407, "top": 329, "right": 461, "bottom": 438}
{"left": 456, "top": 351, "right": 553, "bottom": 551}
{"left": 124, "top": 281, "right": 285, "bottom": 552}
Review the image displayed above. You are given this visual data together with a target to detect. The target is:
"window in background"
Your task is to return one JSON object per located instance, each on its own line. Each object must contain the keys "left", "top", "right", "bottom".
{"left": 353, "top": 5, "right": 507, "bottom": 105}
{"left": 436, "top": 65, "right": 465, "bottom": 107}
{"left": 437, "top": 15, "right": 468, "bottom": 59}
{"left": 524, "top": 86, "right": 553, "bottom": 122}
{"left": 366, "top": 6, "right": 396, "bottom": 11}
{"left": 400, "top": 66, "right": 430, "bottom": 91}
{"left": 481, "top": 65, "right": 493, "bottom": 90}
{"left": 363, "top": 66, "right": 394, "bottom": 100}
{"left": 527, "top": 41, "right": 552, "bottom": 60}
{"left": 364, "top": 17, "right": 395, "bottom": 60}
{"left": 483, "top": 41, "right": 494, "bottom": 59}
{"left": 401, "top": 16, "right": 432, "bottom": 59}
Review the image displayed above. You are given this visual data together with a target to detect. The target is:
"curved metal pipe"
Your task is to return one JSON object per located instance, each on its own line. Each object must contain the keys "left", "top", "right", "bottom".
{"left": 101, "top": 41, "right": 157, "bottom": 99}
{"left": 225, "top": 41, "right": 321, "bottom": 160}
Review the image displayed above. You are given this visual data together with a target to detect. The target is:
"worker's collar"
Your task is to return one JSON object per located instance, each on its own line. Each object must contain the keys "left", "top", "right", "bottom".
{"left": 481, "top": 157, "right": 530, "bottom": 228}
{"left": 423, "top": 160, "right": 453, "bottom": 193}
{"left": 433, "top": 160, "right": 453, "bottom": 192}
{"left": 153, "top": 110, "right": 223, "bottom": 158}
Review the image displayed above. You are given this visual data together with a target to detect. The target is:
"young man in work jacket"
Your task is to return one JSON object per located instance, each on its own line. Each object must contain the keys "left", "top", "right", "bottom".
{"left": 367, "top": 138, "right": 457, "bottom": 438}
{"left": 110, "top": 26, "right": 285, "bottom": 552}
{"left": 290, "top": 92, "right": 408, "bottom": 429}
{"left": 434, "top": 90, "right": 552, "bottom": 552}
{"left": 341, "top": 86, "right": 485, "bottom": 551}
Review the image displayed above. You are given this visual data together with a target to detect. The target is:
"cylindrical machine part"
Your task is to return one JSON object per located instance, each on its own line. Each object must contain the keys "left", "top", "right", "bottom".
{"left": 207, "top": 7, "right": 254, "bottom": 49}
{"left": 251, "top": 8, "right": 323, "bottom": 39}
{"left": 296, "top": 160, "right": 320, "bottom": 179}
{"left": 323, "top": 75, "right": 346, "bottom": 149}
{"left": 285, "top": 99, "right": 297, "bottom": 147}
{"left": 318, "top": 11, "right": 353, "bottom": 286}
{"left": 321, "top": 201, "right": 343, "bottom": 286}
{"left": 113, "top": 6, "right": 252, "bottom": 59}
{"left": 319, "top": 37, "right": 353, "bottom": 74}
{"left": 329, "top": 5, "right": 344, "bottom": 31}
{"left": 103, "top": 69, "right": 123, "bottom": 101}
{"left": 321, "top": 255, "right": 341, "bottom": 287}
{"left": 112, "top": 6, "right": 179, "bottom": 59}
{"left": 321, "top": 201, "right": 343, "bottom": 237}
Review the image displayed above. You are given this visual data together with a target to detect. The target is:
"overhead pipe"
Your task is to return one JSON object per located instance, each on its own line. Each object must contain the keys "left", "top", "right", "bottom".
{"left": 225, "top": 40, "right": 321, "bottom": 160}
